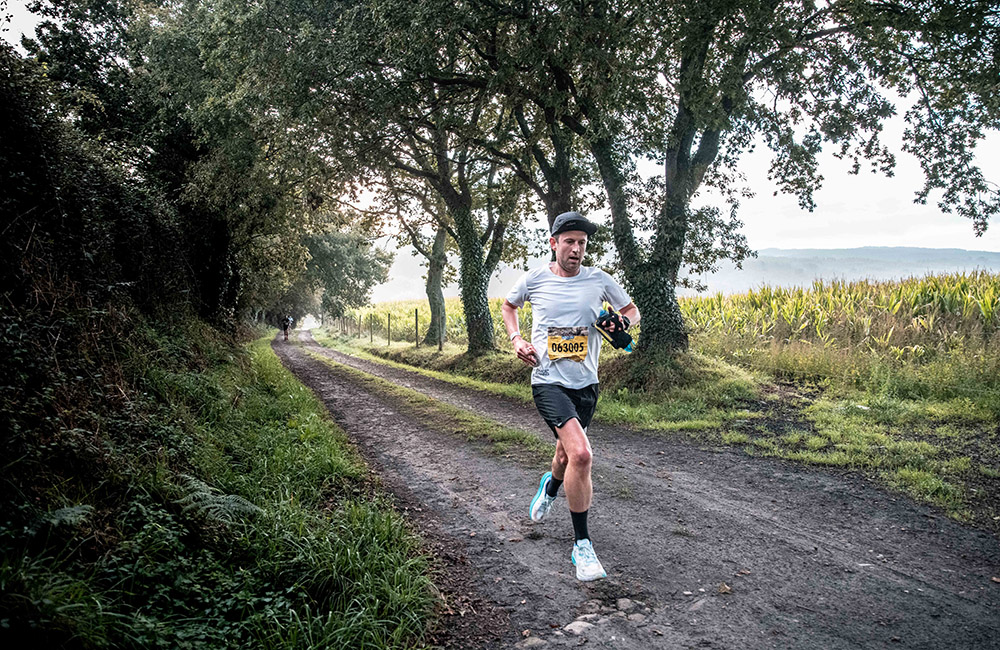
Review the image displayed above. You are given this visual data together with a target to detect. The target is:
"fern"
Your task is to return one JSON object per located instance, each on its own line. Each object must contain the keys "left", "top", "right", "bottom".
{"left": 174, "top": 474, "right": 262, "bottom": 525}
{"left": 28, "top": 505, "right": 96, "bottom": 534}
{"left": 43, "top": 505, "right": 95, "bottom": 527}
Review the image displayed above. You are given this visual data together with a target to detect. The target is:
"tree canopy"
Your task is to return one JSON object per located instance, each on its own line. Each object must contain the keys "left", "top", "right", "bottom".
{"left": 365, "top": 0, "right": 998, "bottom": 352}
{"left": 170, "top": 0, "right": 997, "bottom": 352}
{"left": 12, "top": 0, "right": 997, "bottom": 352}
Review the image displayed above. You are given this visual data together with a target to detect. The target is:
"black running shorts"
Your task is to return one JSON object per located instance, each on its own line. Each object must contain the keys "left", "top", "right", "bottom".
{"left": 531, "top": 383, "right": 599, "bottom": 437}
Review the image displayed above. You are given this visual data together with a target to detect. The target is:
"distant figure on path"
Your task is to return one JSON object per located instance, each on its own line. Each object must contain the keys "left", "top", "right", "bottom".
{"left": 500, "top": 211, "right": 640, "bottom": 581}
{"left": 281, "top": 315, "right": 291, "bottom": 341}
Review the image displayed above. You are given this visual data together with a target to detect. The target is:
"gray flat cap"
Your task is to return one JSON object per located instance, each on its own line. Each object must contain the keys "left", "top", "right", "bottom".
{"left": 551, "top": 211, "right": 598, "bottom": 237}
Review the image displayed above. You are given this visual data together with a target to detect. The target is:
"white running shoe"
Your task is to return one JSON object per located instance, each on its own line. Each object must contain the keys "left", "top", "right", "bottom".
{"left": 529, "top": 471, "right": 557, "bottom": 522}
{"left": 571, "top": 539, "right": 607, "bottom": 581}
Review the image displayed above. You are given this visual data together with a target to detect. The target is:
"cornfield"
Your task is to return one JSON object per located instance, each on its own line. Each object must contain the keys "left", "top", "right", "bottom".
{"left": 341, "top": 298, "right": 534, "bottom": 346}
{"left": 343, "top": 271, "right": 999, "bottom": 352}
{"left": 681, "top": 271, "right": 1000, "bottom": 359}
{"left": 681, "top": 271, "right": 1000, "bottom": 401}
{"left": 338, "top": 271, "right": 1000, "bottom": 403}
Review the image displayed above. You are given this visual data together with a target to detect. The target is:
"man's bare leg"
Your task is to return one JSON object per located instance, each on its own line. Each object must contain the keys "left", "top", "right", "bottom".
{"left": 530, "top": 433, "right": 574, "bottom": 523}
{"left": 555, "top": 418, "right": 605, "bottom": 579}
{"left": 551, "top": 438, "right": 568, "bottom": 482}
{"left": 554, "top": 419, "right": 592, "bottom": 513}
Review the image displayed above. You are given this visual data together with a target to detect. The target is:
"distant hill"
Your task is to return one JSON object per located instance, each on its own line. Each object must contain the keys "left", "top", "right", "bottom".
{"left": 682, "top": 247, "right": 1000, "bottom": 296}
{"left": 370, "top": 246, "right": 1000, "bottom": 303}
{"left": 757, "top": 247, "right": 1000, "bottom": 263}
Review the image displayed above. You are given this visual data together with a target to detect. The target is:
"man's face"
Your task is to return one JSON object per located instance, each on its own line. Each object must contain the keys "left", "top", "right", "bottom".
{"left": 550, "top": 230, "right": 588, "bottom": 274}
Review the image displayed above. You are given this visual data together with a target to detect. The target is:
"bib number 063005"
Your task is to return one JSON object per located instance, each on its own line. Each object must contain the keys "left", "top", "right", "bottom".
{"left": 546, "top": 326, "right": 589, "bottom": 362}
{"left": 551, "top": 340, "right": 586, "bottom": 353}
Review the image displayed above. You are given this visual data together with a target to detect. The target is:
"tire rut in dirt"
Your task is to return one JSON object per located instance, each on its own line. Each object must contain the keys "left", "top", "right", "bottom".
{"left": 281, "top": 334, "right": 1000, "bottom": 649}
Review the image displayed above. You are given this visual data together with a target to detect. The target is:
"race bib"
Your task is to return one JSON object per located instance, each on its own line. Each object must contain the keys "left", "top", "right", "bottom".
{"left": 547, "top": 326, "right": 589, "bottom": 362}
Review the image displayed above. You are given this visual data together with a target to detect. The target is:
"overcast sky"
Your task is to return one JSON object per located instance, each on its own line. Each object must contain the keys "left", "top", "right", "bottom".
{"left": 6, "top": 1, "right": 998, "bottom": 302}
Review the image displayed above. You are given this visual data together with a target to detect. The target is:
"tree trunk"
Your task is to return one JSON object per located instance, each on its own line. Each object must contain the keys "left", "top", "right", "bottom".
{"left": 628, "top": 274, "right": 689, "bottom": 353}
{"left": 543, "top": 121, "right": 574, "bottom": 228}
{"left": 400, "top": 122, "right": 499, "bottom": 355}
{"left": 589, "top": 136, "right": 689, "bottom": 353}
{"left": 633, "top": 194, "right": 690, "bottom": 353}
{"left": 448, "top": 201, "right": 495, "bottom": 354}
{"left": 422, "top": 227, "right": 448, "bottom": 346}
{"left": 458, "top": 215, "right": 495, "bottom": 355}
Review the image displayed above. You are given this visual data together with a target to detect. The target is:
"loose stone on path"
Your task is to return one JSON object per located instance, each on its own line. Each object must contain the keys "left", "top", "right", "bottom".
{"left": 564, "top": 620, "right": 595, "bottom": 635}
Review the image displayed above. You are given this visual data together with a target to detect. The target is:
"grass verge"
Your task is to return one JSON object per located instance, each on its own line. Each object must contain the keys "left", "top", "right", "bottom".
{"left": 311, "top": 330, "right": 762, "bottom": 434}
{"left": 301, "top": 346, "right": 552, "bottom": 463}
{"left": 1, "top": 332, "right": 435, "bottom": 649}
{"left": 712, "top": 380, "right": 998, "bottom": 527}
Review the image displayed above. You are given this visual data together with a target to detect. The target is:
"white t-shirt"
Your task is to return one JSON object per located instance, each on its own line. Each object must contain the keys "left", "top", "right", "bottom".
{"left": 506, "top": 264, "right": 632, "bottom": 388}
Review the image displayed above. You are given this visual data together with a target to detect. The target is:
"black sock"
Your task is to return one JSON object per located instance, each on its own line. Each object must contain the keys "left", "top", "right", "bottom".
{"left": 570, "top": 509, "right": 589, "bottom": 542}
{"left": 546, "top": 476, "right": 563, "bottom": 498}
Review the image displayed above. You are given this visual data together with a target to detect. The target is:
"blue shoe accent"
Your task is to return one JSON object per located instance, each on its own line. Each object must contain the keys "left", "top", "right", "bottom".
{"left": 529, "top": 471, "right": 556, "bottom": 522}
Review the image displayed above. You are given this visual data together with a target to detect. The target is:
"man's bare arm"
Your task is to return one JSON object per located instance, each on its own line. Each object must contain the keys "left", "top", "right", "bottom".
{"left": 501, "top": 299, "right": 538, "bottom": 366}
{"left": 620, "top": 302, "right": 640, "bottom": 329}
{"left": 501, "top": 299, "right": 521, "bottom": 339}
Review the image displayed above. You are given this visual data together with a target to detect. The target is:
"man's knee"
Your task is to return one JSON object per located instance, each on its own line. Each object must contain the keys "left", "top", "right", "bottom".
{"left": 556, "top": 419, "right": 592, "bottom": 465}
{"left": 569, "top": 446, "right": 592, "bottom": 467}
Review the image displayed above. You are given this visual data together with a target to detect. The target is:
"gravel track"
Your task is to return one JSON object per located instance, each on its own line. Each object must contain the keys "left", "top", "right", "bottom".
{"left": 274, "top": 332, "right": 1000, "bottom": 650}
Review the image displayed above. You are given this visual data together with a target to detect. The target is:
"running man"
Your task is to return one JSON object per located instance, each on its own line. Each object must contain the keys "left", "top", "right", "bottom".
{"left": 501, "top": 211, "right": 639, "bottom": 581}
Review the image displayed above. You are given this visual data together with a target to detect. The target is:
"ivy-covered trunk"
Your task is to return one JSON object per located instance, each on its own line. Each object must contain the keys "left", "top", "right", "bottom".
{"left": 590, "top": 136, "right": 690, "bottom": 354}
{"left": 422, "top": 227, "right": 448, "bottom": 346}
{"left": 398, "top": 122, "right": 506, "bottom": 356}
{"left": 631, "top": 193, "right": 690, "bottom": 353}
{"left": 542, "top": 121, "right": 575, "bottom": 228}
{"left": 449, "top": 201, "right": 495, "bottom": 355}
{"left": 629, "top": 274, "right": 688, "bottom": 353}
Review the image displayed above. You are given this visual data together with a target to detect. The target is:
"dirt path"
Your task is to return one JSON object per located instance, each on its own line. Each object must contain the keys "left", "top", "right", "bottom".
{"left": 274, "top": 332, "right": 1000, "bottom": 650}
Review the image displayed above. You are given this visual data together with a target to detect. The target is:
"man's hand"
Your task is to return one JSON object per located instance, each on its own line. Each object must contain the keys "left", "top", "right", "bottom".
{"left": 597, "top": 311, "right": 630, "bottom": 333}
{"left": 595, "top": 308, "right": 634, "bottom": 350}
{"left": 512, "top": 335, "right": 538, "bottom": 367}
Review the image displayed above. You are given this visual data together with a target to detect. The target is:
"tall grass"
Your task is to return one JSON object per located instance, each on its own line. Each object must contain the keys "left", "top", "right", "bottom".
{"left": 342, "top": 272, "right": 1000, "bottom": 411}
{"left": 680, "top": 272, "right": 1000, "bottom": 412}
{"left": 682, "top": 271, "right": 1000, "bottom": 351}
